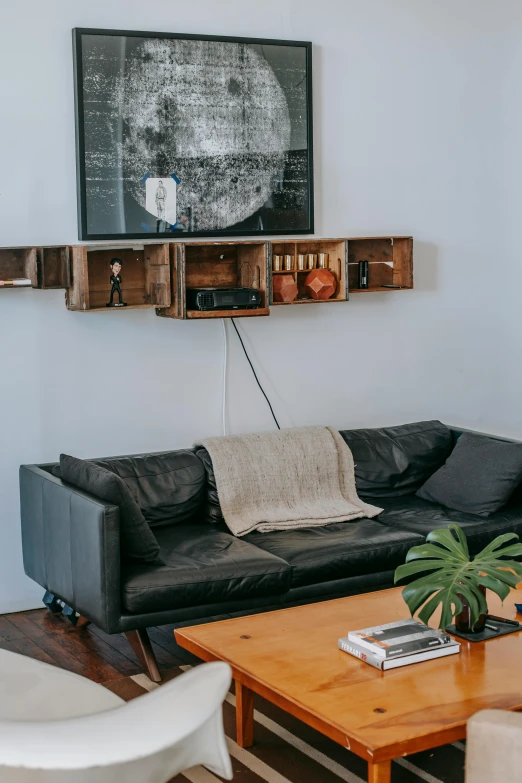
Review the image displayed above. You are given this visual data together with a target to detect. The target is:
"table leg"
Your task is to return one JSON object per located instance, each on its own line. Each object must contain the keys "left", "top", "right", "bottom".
{"left": 235, "top": 680, "right": 254, "bottom": 748}
{"left": 368, "top": 760, "right": 391, "bottom": 783}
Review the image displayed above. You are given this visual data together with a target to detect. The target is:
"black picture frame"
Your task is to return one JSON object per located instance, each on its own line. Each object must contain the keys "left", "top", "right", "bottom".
{"left": 73, "top": 28, "right": 314, "bottom": 241}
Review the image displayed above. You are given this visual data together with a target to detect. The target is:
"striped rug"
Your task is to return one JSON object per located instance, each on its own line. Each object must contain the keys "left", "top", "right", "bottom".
{"left": 104, "top": 665, "right": 465, "bottom": 783}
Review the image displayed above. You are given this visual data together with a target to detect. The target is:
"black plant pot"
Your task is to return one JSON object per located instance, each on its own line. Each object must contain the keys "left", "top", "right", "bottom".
{"left": 454, "top": 585, "right": 487, "bottom": 633}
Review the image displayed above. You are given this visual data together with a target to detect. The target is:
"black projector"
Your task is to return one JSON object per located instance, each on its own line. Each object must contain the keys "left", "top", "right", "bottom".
{"left": 187, "top": 287, "right": 261, "bottom": 311}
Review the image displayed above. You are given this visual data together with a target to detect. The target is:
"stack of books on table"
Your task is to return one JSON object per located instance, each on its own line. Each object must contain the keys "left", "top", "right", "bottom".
{"left": 338, "top": 618, "right": 460, "bottom": 670}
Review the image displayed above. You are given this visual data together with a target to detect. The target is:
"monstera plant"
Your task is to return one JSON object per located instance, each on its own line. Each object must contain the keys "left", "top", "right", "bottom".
{"left": 394, "top": 524, "right": 522, "bottom": 631}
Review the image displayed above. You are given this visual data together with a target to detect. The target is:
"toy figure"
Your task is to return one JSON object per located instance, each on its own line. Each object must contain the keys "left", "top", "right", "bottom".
{"left": 106, "top": 258, "right": 127, "bottom": 307}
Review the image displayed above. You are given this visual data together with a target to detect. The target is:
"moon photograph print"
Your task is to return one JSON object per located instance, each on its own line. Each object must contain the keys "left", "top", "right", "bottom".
{"left": 74, "top": 29, "right": 313, "bottom": 240}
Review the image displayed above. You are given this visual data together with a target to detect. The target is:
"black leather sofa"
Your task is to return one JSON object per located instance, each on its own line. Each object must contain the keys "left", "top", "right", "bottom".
{"left": 19, "top": 421, "right": 522, "bottom": 680}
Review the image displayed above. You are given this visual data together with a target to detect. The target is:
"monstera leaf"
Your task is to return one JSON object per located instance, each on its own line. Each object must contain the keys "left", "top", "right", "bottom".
{"left": 394, "top": 524, "right": 522, "bottom": 629}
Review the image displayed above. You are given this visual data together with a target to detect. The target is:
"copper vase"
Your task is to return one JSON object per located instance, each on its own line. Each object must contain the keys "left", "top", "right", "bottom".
{"left": 273, "top": 274, "right": 298, "bottom": 303}
{"left": 304, "top": 268, "right": 337, "bottom": 300}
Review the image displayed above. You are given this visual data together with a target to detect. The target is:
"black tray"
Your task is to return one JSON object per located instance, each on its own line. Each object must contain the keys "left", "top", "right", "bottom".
{"left": 447, "top": 619, "right": 522, "bottom": 642}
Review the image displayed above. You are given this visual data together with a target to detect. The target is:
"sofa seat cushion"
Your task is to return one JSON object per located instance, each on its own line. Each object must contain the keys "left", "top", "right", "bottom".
{"left": 122, "top": 523, "right": 291, "bottom": 613}
{"left": 243, "top": 520, "right": 423, "bottom": 588}
{"left": 374, "top": 495, "right": 522, "bottom": 554}
{"left": 340, "top": 420, "right": 453, "bottom": 498}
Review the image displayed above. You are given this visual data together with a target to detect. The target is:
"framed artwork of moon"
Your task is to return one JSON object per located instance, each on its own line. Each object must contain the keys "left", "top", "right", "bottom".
{"left": 73, "top": 28, "right": 314, "bottom": 240}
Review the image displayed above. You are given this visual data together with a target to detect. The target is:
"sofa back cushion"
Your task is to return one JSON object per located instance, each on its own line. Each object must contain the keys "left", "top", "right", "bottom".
{"left": 195, "top": 446, "right": 224, "bottom": 524}
{"left": 339, "top": 420, "right": 453, "bottom": 498}
{"left": 416, "top": 432, "right": 522, "bottom": 516}
{"left": 94, "top": 450, "right": 206, "bottom": 528}
{"left": 59, "top": 454, "right": 162, "bottom": 564}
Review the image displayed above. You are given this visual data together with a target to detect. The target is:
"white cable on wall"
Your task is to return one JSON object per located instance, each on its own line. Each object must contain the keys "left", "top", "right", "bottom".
{"left": 221, "top": 318, "right": 228, "bottom": 435}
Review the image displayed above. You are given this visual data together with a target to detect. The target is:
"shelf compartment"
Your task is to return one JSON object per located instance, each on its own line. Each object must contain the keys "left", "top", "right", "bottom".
{"left": 269, "top": 239, "right": 348, "bottom": 305}
{"left": 37, "top": 247, "right": 71, "bottom": 289}
{"left": 348, "top": 237, "right": 413, "bottom": 292}
{"left": 157, "top": 241, "right": 269, "bottom": 320}
{"left": 0, "top": 247, "right": 38, "bottom": 288}
{"left": 66, "top": 244, "right": 171, "bottom": 312}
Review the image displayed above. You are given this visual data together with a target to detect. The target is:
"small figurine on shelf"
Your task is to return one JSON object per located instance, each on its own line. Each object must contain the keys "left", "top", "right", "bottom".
{"left": 106, "top": 258, "right": 127, "bottom": 307}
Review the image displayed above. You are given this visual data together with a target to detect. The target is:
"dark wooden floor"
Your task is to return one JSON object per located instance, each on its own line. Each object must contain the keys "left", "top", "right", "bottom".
{"left": 0, "top": 608, "right": 197, "bottom": 682}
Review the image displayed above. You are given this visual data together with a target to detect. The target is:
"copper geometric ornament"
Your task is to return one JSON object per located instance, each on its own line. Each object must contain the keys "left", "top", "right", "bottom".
{"left": 304, "top": 268, "right": 336, "bottom": 300}
{"left": 273, "top": 274, "right": 298, "bottom": 303}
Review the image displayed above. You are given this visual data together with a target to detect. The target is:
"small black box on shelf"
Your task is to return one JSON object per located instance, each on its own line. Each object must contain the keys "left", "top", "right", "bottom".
{"left": 358, "top": 260, "right": 369, "bottom": 289}
{"left": 187, "top": 287, "right": 261, "bottom": 311}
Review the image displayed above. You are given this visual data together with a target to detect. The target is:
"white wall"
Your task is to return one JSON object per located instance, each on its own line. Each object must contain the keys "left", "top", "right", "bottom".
{"left": 1, "top": 0, "right": 521, "bottom": 612}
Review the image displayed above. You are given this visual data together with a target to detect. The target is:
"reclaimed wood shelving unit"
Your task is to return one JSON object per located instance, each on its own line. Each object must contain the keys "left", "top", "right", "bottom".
{"left": 0, "top": 235, "right": 413, "bottom": 311}
{"left": 66, "top": 244, "right": 171, "bottom": 312}
{"left": 269, "top": 238, "right": 348, "bottom": 305}
{"left": 347, "top": 236, "right": 413, "bottom": 292}
{"left": 157, "top": 241, "right": 270, "bottom": 320}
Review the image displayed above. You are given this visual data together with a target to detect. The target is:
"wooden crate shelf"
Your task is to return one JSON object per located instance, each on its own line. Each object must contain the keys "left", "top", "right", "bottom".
{"left": 66, "top": 244, "right": 171, "bottom": 312}
{"left": 157, "top": 241, "right": 269, "bottom": 320}
{"left": 0, "top": 246, "right": 72, "bottom": 289}
{"left": 0, "top": 247, "right": 38, "bottom": 288}
{"left": 269, "top": 239, "right": 348, "bottom": 305}
{"left": 347, "top": 237, "right": 413, "bottom": 292}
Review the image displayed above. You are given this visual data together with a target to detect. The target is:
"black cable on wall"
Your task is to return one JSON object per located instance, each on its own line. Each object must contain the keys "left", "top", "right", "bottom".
{"left": 230, "top": 318, "right": 281, "bottom": 430}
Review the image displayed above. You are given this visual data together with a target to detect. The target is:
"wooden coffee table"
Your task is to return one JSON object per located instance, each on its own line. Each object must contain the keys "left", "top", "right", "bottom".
{"left": 175, "top": 586, "right": 522, "bottom": 783}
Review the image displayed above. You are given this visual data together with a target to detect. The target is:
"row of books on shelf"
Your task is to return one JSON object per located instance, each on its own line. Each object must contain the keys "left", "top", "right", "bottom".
{"left": 338, "top": 618, "right": 460, "bottom": 670}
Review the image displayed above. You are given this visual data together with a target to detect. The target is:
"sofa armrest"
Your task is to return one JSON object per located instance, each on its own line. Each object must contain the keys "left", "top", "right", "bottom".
{"left": 466, "top": 709, "right": 522, "bottom": 783}
{"left": 20, "top": 465, "right": 122, "bottom": 633}
{"left": 449, "top": 426, "right": 517, "bottom": 445}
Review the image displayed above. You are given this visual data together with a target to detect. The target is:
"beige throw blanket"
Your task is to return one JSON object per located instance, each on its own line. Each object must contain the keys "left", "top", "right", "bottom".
{"left": 198, "top": 426, "right": 382, "bottom": 536}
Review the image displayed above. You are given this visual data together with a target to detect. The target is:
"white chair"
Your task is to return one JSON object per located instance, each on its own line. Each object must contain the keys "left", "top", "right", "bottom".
{"left": 465, "top": 709, "right": 522, "bottom": 783}
{"left": 0, "top": 648, "right": 233, "bottom": 782}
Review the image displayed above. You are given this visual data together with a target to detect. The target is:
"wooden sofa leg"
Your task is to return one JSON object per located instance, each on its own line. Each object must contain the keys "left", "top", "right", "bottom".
{"left": 125, "top": 629, "right": 161, "bottom": 683}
